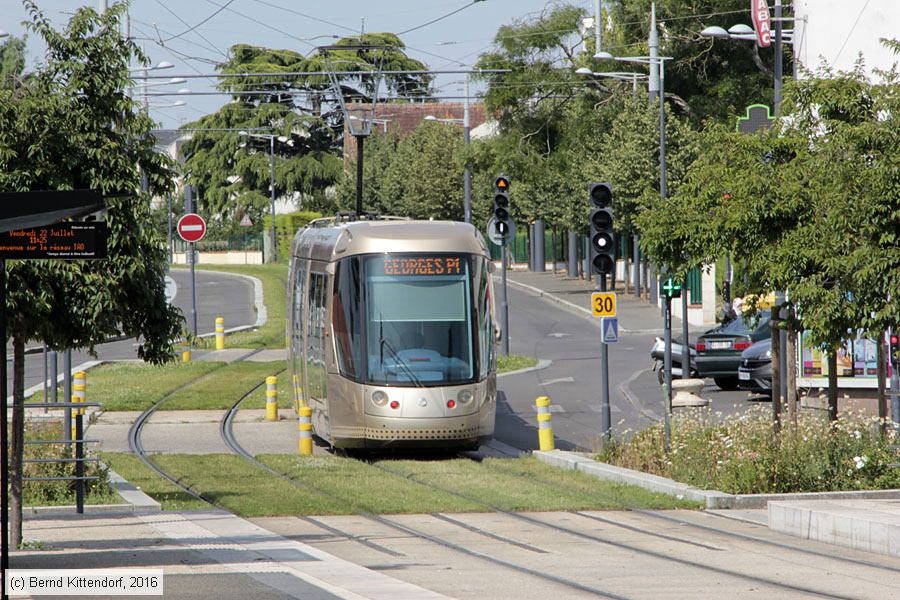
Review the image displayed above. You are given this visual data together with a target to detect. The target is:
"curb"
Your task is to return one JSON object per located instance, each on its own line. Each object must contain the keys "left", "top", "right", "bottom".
{"left": 497, "top": 358, "right": 552, "bottom": 378}
{"left": 500, "top": 276, "right": 667, "bottom": 334}
{"left": 533, "top": 450, "right": 900, "bottom": 509}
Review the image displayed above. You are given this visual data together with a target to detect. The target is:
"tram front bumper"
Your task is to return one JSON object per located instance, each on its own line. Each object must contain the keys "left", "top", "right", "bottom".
{"left": 337, "top": 414, "right": 485, "bottom": 449}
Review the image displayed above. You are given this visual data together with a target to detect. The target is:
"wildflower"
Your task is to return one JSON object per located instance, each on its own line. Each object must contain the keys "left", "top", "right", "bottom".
{"left": 853, "top": 456, "right": 868, "bottom": 470}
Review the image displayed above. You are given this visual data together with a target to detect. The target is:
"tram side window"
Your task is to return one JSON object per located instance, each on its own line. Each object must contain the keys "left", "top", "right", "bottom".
{"left": 292, "top": 267, "right": 305, "bottom": 355}
{"left": 332, "top": 259, "right": 362, "bottom": 380}
{"left": 477, "top": 259, "right": 494, "bottom": 379}
{"left": 307, "top": 272, "right": 326, "bottom": 364}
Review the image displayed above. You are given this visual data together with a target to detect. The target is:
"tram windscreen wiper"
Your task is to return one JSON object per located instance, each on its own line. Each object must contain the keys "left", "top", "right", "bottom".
{"left": 380, "top": 336, "right": 422, "bottom": 387}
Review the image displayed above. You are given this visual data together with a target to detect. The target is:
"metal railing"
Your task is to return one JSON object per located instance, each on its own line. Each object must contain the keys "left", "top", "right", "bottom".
{"left": 23, "top": 400, "right": 101, "bottom": 513}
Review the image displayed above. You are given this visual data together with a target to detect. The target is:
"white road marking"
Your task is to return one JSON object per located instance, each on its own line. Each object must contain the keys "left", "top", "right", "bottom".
{"left": 541, "top": 376, "right": 574, "bottom": 385}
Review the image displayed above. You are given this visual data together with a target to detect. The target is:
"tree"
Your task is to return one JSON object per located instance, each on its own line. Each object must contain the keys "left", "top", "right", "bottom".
{"left": 606, "top": 0, "right": 786, "bottom": 124}
{"left": 0, "top": 2, "right": 182, "bottom": 547}
{"left": 638, "top": 59, "right": 900, "bottom": 423}
{"left": 0, "top": 35, "right": 26, "bottom": 90}
{"left": 182, "top": 34, "right": 432, "bottom": 225}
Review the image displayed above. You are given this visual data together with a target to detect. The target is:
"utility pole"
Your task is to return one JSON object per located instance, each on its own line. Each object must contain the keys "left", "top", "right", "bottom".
{"left": 269, "top": 135, "right": 277, "bottom": 262}
{"left": 463, "top": 72, "right": 472, "bottom": 224}
{"left": 647, "top": 3, "right": 660, "bottom": 307}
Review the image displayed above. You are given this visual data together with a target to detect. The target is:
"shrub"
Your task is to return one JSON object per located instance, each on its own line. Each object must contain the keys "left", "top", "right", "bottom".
{"left": 599, "top": 406, "right": 900, "bottom": 494}
{"left": 23, "top": 420, "right": 115, "bottom": 506}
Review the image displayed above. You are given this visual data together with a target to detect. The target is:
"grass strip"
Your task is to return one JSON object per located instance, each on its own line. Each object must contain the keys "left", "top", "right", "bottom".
{"left": 102, "top": 453, "right": 212, "bottom": 511}
{"left": 498, "top": 354, "right": 538, "bottom": 373}
{"left": 70, "top": 361, "right": 221, "bottom": 411}
{"left": 79, "top": 361, "right": 291, "bottom": 411}
{"left": 369, "top": 457, "right": 698, "bottom": 512}
{"left": 105, "top": 452, "right": 694, "bottom": 516}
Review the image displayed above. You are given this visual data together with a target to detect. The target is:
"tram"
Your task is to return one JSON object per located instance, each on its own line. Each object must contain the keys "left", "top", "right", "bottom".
{"left": 287, "top": 216, "right": 497, "bottom": 449}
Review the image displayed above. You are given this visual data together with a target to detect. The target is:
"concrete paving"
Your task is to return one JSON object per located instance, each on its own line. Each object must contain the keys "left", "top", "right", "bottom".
{"left": 17, "top": 511, "right": 449, "bottom": 600}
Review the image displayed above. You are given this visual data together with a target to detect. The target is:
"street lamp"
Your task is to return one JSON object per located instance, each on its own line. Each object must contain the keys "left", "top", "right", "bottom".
{"left": 699, "top": 3, "right": 798, "bottom": 115}
{"left": 239, "top": 131, "right": 290, "bottom": 263}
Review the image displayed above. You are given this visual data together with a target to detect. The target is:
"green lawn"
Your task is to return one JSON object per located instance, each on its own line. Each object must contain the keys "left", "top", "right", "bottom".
{"left": 104, "top": 452, "right": 696, "bottom": 516}
{"left": 498, "top": 354, "right": 538, "bottom": 373}
{"left": 80, "top": 361, "right": 290, "bottom": 411}
{"left": 62, "top": 361, "right": 221, "bottom": 411}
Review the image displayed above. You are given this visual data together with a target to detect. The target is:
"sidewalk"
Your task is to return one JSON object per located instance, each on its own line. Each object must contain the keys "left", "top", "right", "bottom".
{"left": 17, "top": 510, "right": 451, "bottom": 600}
{"left": 502, "top": 269, "right": 717, "bottom": 335}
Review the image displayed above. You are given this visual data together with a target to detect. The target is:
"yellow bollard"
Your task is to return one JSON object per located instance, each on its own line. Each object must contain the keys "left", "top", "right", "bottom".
{"left": 181, "top": 340, "right": 191, "bottom": 363}
{"left": 298, "top": 406, "right": 313, "bottom": 455}
{"left": 535, "top": 396, "right": 555, "bottom": 451}
{"left": 266, "top": 375, "right": 279, "bottom": 421}
{"left": 72, "top": 371, "right": 86, "bottom": 439}
{"left": 292, "top": 374, "right": 303, "bottom": 414}
{"left": 215, "top": 317, "right": 225, "bottom": 350}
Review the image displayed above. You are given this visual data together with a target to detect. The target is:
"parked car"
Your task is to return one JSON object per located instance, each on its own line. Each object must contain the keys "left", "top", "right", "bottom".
{"left": 737, "top": 338, "right": 772, "bottom": 394}
{"left": 696, "top": 311, "right": 771, "bottom": 390}
{"left": 650, "top": 336, "right": 698, "bottom": 385}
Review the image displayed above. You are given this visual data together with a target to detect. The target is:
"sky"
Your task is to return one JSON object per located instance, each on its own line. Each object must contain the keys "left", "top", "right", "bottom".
{"left": 3, "top": 0, "right": 594, "bottom": 129}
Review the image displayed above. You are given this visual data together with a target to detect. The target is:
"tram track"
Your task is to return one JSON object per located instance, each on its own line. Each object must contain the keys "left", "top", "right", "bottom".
{"left": 478, "top": 458, "right": 900, "bottom": 576}
{"left": 127, "top": 360, "right": 894, "bottom": 600}
{"left": 220, "top": 386, "right": 883, "bottom": 600}
{"left": 126, "top": 347, "right": 266, "bottom": 507}
{"left": 219, "top": 377, "right": 633, "bottom": 600}
{"left": 363, "top": 460, "right": 880, "bottom": 600}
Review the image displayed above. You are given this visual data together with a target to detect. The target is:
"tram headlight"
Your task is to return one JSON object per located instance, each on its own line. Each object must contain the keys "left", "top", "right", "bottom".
{"left": 457, "top": 389, "right": 473, "bottom": 404}
{"left": 371, "top": 390, "right": 389, "bottom": 407}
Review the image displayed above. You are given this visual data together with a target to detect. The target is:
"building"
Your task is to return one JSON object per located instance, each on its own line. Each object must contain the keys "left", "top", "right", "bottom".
{"left": 342, "top": 102, "right": 487, "bottom": 167}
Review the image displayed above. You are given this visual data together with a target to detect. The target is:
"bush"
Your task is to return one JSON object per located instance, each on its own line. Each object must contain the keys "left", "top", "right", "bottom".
{"left": 23, "top": 421, "right": 115, "bottom": 506}
{"left": 598, "top": 406, "right": 900, "bottom": 494}
{"left": 264, "top": 211, "right": 322, "bottom": 261}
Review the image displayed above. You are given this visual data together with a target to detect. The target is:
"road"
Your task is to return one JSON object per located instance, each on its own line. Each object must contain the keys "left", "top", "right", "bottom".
{"left": 7, "top": 268, "right": 257, "bottom": 398}
{"left": 495, "top": 280, "right": 760, "bottom": 452}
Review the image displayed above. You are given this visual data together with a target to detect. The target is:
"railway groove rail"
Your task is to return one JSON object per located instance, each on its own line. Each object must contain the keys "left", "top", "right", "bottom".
{"left": 219, "top": 382, "right": 899, "bottom": 600}
{"left": 124, "top": 359, "right": 900, "bottom": 600}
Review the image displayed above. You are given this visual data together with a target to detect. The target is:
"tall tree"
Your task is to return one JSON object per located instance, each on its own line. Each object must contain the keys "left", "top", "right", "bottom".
{"left": 606, "top": 0, "right": 785, "bottom": 124}
{"left": 0, "top": 1, "right": 182, "bottom": 547}
{"left": 638, "top": 60, "right": 900, "bottom": 420}
{"left": 0, "top": 35, "right": 26, "bottom": 90}
{"left": 182, "top": 33, "right": 431, "bottom": 223}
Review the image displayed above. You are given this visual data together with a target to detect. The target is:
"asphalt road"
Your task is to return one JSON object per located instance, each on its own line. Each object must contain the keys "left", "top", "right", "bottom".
{"left": 495, "top": 282, "right": 761, "bottom": 452}
{"left": 7, "top": 268, "right": 257, "bottom": 397}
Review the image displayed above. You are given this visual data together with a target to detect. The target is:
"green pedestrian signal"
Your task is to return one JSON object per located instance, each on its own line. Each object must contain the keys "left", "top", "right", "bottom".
{"left": 660, "top": 277, "right": 682, "bottom": 299}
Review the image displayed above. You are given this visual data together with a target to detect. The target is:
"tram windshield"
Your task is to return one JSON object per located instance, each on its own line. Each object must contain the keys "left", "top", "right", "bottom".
{"left": 332, "top": 253, "right": 480, "bottom": 386}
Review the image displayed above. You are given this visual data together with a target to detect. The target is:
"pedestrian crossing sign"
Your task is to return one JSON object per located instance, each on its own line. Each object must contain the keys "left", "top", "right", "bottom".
{"left": 601, "top": 317, "right": 618, "bottom": 344}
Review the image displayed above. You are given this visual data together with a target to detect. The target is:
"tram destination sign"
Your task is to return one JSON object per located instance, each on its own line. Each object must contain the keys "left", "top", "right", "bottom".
{"left": 379, "top": 256, "right": 464, "bottom": 276}
{"left": 0, "top": 222, "right": 108, "bottom": 259}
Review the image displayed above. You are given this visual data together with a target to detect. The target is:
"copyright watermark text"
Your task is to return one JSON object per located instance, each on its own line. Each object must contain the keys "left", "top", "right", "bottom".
{"left": 6, "top": 569, "right": 163, "bottom": 596}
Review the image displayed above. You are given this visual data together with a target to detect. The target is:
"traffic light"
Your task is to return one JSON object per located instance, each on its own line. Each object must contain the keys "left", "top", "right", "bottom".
{"left": 493, "top": 175, "right": 511, "bottom": 239}
{"left": 891, "top": 331, "right": 900, "bottom": 367}
{"left": 589, "top": 182, "right": 614, "bottom": 275}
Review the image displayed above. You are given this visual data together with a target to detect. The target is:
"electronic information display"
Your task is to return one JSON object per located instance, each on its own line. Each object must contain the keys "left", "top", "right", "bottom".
{"left": 0, "top": 222, "right": 108, "bottom": 259}
{"left": 379, "top": 255, "right": 464, "bottom": 277}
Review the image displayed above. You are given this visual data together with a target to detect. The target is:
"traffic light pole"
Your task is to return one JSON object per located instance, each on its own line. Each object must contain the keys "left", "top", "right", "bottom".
{"left": 500, "top": 242, "right": 509, "bottom": 356}
{"left": 891, "top": 329, "right": 899, "bottom": 427}
{"left": 598, "top": 275, "right": 611, "bottom": 444}
{"left": 663, "top": 294, "right": 672, "bottom": 451}
{"left": 681, "top": 288, "right": 690, "bottom": 379}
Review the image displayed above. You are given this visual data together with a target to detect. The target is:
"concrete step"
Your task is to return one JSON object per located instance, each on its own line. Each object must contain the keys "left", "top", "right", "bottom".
{"left": 768, "top": 499, "right": 900, "bottom": 558}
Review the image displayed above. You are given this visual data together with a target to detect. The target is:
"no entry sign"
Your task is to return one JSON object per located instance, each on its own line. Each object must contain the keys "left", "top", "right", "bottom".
{"left": 177, "top": 213, "right": 206, "bottom": 243}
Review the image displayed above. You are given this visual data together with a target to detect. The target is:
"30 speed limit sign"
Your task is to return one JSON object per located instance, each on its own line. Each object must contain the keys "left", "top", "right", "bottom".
{"left": 591, "top": 292, "right": 617, "bottom": 317}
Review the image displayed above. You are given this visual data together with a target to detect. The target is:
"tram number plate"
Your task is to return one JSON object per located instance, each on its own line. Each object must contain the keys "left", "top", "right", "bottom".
{"left": 591, "top": 292, "right": 617, "bottom": 317}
